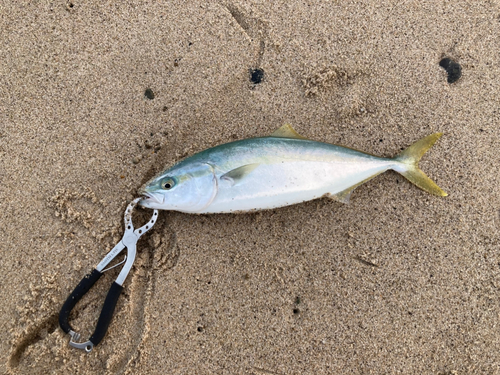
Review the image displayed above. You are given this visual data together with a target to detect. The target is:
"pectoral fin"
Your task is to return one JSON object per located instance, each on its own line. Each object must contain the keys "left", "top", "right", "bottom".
{"left": 270, "top": 124, "right": 309, "bottom": 140}
{"left": 221, "top": 163, "right": 260, "bottom": 186}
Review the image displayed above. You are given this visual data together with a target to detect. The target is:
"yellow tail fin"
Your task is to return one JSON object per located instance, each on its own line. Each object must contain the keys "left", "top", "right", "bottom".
{"left": 394, "top": 133, "right": 448, "bottom": 197}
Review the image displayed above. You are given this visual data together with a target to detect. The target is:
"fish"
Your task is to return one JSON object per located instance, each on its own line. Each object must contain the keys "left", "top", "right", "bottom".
{"left": 138, "top": 124, "right": 447, "bottom": 213}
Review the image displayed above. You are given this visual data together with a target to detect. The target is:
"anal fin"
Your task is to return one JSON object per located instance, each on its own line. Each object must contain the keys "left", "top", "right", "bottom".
{"left": 327, "top": 171, "right": 387, "bottom": 204}
{"left": 328, "top": 186, "right": 356, "bottom": 204}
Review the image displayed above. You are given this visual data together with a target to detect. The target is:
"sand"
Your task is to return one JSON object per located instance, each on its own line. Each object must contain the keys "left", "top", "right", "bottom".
{"left": 1, "top": 1, "right": 500, "bottom": 374}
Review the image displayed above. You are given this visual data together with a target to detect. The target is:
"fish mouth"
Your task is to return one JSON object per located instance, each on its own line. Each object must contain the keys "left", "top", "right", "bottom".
{"left": 138, "top": 190, "right": 164, "bottom": 207}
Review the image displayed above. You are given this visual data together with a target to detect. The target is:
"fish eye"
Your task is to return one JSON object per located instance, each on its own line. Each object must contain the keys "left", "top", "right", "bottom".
{"left": 162, "top": 178, "right": 175, "bottom": 190}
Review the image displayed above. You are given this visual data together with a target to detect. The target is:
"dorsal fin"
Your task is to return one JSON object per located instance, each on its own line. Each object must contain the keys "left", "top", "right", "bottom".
{"left": 270, "top": 124, "right": 308, "bottom": 140}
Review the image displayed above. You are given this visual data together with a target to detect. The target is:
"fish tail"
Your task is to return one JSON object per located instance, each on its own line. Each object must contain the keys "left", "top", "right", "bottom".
{"left": 393, "top": 133, "right": 448, "bottom": 197}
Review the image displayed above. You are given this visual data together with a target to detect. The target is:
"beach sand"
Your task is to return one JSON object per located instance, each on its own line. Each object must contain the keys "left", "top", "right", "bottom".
{"left": 1, "top": 1, "right": 500, "bottom": 374}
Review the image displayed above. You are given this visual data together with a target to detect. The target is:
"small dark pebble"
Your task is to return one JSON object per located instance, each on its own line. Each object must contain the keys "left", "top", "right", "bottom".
{"left": 144, "top": 88, "right": 155, "bottom": 100}
{"left": 439, "top": 58, "right": 462, "bottom": 83}
{"left": 197, "top": 326, "right": 203, "bottom": 332}
{"left": 250, "top": 68, "right": 264, "bottom": 84}
{"left": 293, "top": 308, "right": 300, "bottom": 314}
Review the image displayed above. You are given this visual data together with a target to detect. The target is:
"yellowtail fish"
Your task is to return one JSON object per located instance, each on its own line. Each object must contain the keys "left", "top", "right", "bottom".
{"left": 139, "top": 124, "right": 447, "bottom": 213}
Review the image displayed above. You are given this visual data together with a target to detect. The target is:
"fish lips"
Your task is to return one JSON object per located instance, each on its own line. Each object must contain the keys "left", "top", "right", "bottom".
{"left": 138, "top": 190, "right": 165, "bottom": 208}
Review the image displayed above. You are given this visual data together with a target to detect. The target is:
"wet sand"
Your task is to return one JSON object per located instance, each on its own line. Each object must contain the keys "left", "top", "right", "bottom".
{"left": 1, "top": 1, "right": 500, "bottom": 374}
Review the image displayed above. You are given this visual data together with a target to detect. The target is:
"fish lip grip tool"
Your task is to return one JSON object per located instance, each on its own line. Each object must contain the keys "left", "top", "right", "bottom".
{"left": 58, "top": 198, "right": 158, "bottom": 353}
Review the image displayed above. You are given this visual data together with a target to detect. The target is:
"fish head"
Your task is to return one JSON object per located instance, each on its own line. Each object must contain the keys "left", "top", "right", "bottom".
{"left": 138, "top": 162, "right": 217, "bottom": 213}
